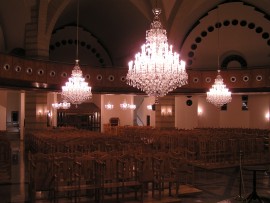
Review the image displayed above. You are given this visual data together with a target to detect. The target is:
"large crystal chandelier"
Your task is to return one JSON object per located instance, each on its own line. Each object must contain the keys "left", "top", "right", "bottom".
{"left": 206, "top": 70, "right": 232, "bottom": 108}
{"left": 206, "top": 8, "right": 231, "bottom": 108}
{"left": 62, "top": 60, "right": 92, "bottom": 106}
{"left": 61, "top": 0, "right": 92, "bottom": 106}
{"left": 126, "top": 8, "right": 188, "bottom": 101}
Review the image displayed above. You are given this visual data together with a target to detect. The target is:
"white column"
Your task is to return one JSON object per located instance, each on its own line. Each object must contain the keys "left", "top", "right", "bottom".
{"left": 19, "top": 92, "right": 25, "bottom": 140}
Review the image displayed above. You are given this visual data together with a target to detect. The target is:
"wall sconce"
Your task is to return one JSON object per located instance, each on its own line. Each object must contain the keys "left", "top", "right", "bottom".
{"left": 147, "top": 105, "right": 152, "bottom": 110}
{"left": 198, "top": 107, "right": 203, "bottom": 116}
{"left": 265, "top": 112, "right": 269, "bottom": 120}
{"left": 38, "top": 110, "right": 42, "bottom": 116}
{"left": 161, "top": 106, "right": 172, "bottom": 116}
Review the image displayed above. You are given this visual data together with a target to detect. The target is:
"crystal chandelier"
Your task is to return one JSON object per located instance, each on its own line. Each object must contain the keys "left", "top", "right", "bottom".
{"left": 206, "top": 70, "right": 232, "bottom": 108}
{"left": 52, "top": 101, "right": 71, "bottom": 109}
{"left": 61, "top": 0, "right": 92, "bottom": 106}
{"left": 119, "top": 100, "right": 136, "bottom": 110}
{"left": 62, "top": 59, "right": 92, "bottom": 106}
{"left": 206, "top": 8, "right": 232, "bottom": 108}
{"left": 126, "top": 8, "right": 188, "bottom": 101}
{"left": 128, "top": 104, "right": 136, "bottom": 110}
{"left": 105, "top": 102, "right": 114, "bottom": 110}
{"left": 120, "top": 100, "right": 129, "bottom": 110}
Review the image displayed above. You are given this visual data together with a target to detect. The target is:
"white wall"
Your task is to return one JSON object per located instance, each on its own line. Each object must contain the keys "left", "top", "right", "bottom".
{"left": 20, "top": 92, "right": 25, "bottom": 140}
{"left": 220, "top": 95, "right": 249, "bottom": 128}
{"left": 197, "top": 96, "right": 220, "bottom": 128}
{"left": 195, "top": 94, "right": 270, "bottom": 129}
{"left": 249, "top": 94, "right": 270, "bottom": 129}
{"left": 101, "top": 94, "right": 135, "bottom": 132}
{"left": 175, "top": 96, "right": 198, "bottom": 129}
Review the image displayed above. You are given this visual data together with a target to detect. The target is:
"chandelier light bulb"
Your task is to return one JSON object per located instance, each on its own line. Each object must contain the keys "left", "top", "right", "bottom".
{"left": 126, "top": 8, "right": 188, "bottom": 100}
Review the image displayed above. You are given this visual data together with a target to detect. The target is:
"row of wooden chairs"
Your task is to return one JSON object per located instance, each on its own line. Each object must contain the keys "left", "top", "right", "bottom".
{"left": 0, "top": 135, "right": 11, "bottom": 183}
{"left": 28, "top": 150, "right": 194, "bottom": 202}
{"left": 25, "top": 127, "right": 270, "bottom": 168}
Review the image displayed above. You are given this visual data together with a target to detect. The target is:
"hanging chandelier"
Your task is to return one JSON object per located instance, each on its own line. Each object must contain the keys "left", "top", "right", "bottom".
{"left": 62, "top": 59, "right": 92, "bottom": 106}
{"left": 206, "top": 70, "right": 232, "bottom": 108}
{"left": 206, "top": 8, "right": 231, "bottom": 108}
{"left": 126, "top": 8, "right": 188, "bottom": 101}
{"left": 61, "top": 0, "right": 92, "bottom": 106}
{"left": 105, "top": 101, "right": 114, "bottom": 110}
{"left": 120, "top": 100, "right": 129, "bottom": 110}
{"left": 52, "top": 101, "right": 71, "bottom": 109}
{"left": 120, "top": 100, "right": 136, "bottom": 110}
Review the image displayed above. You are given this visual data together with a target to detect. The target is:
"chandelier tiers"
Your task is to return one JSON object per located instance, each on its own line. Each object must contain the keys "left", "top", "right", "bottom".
{"left": 126, "top": 8, "right": 188, "bottom": 102}
{"left": 206, "top": 70, "right": 232, "bottom": 108}
{"left": 61, "top": 59, "right": 92, "bottom": 106}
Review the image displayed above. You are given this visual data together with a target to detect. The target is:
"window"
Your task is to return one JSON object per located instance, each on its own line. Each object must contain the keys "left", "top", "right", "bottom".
{"left": 242, "top": 95, "right": 248, "bottom": 111}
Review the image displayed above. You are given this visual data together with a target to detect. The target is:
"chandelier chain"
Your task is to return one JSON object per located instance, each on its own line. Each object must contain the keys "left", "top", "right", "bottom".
{"left": 206, "top": 5, "right": 232, "bottom": 108}
{"left": 76, "top": 0, "right": 79, "bottom": 60}
{"left": 61, "top": 0, "right": 92, "bottom": 106}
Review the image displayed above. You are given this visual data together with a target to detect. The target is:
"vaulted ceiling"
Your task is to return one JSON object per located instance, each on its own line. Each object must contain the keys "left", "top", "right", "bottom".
{"left": 0, "top": 0, "right": 270, "bottom": 70}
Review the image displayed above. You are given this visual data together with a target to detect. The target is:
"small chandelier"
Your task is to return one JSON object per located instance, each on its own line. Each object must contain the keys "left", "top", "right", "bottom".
{"left": 105, "top": 102, "right": 114, "bottom": 110}
{"left": 206, "top": 70, "right": 232, "bottom": 108}
{"left": 128, "top": 104, "right": 136, "bottom": 110}
{"left": 206, "top": 7, "right": 232, "bottom": 108}
{"left": 62, "top": 59, "right": 92, "bottom": 106}
{"left": 61, "top": 0, "right": 92, "bottom": 106}
{"left": 126, "top": 8, "right": 188, "bottom": 102}
{"left": 120, "top": 100, "right": 129, "bottom": 110}
{"left": 52, "top": 101, "right": 71, "bottom": 109}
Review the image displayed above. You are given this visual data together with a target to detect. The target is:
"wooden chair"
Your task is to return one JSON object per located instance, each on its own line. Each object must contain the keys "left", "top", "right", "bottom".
{"left": 53, "top": 155, "right": 80, "bottom": 203}
{"left": 28, "top": 153, "right": 55, "bottom": 202}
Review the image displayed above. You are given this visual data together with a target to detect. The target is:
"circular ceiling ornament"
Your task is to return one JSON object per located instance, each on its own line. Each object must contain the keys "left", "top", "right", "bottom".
{"left": 15, "top": 66, "right": 22, "bottom": 72}
{"left": 193, "top": 77, "right": 199, "bottom": 83}
{"left": 3, "top": 64, "right": 10, "bottom": 71}
{"left": 256, "top": 75, "right": 262, "bottom": 81}
{"left": 26, "top": 67, "right": 32, "bottom": 75}
{"left": 97, "top": 74, "right": 102, "bottom": 81}
{"left": 230, "top": 76, "right": 236, "bottom": 83}
{"left": 49, "top": 71, "right": 56, "bottom": 77}
{"left": 37, "top": 69, "right": 44, "bottom": 76}
{"left": 61, "top": 72, "right": 68, "bottom": 78}
{"left": 108, "top": 75, "right": 114, "bottom": 82}
{"left": 205, "top": 77, "right": 211, "bottom": 83}
{"left": 85, "top": 74, "right": 90, "bottom": 80}
{"left": 243, "top": 75, "right": 249, "bottom": 82}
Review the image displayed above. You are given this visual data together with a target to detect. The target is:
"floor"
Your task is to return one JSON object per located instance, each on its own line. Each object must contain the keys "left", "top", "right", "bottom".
{"left": 0, "top": 133, "right": 270, "bottom": 203}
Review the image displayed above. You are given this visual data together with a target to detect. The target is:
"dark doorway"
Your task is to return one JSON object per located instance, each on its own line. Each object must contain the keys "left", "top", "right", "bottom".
{"left": 146, "top": 115, "right": 150, "bottom": 126}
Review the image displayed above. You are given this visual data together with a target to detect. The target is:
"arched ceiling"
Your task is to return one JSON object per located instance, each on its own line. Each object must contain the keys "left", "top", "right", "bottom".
{"left": 0, "top": 0, "right": 269, "bottom": 69}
